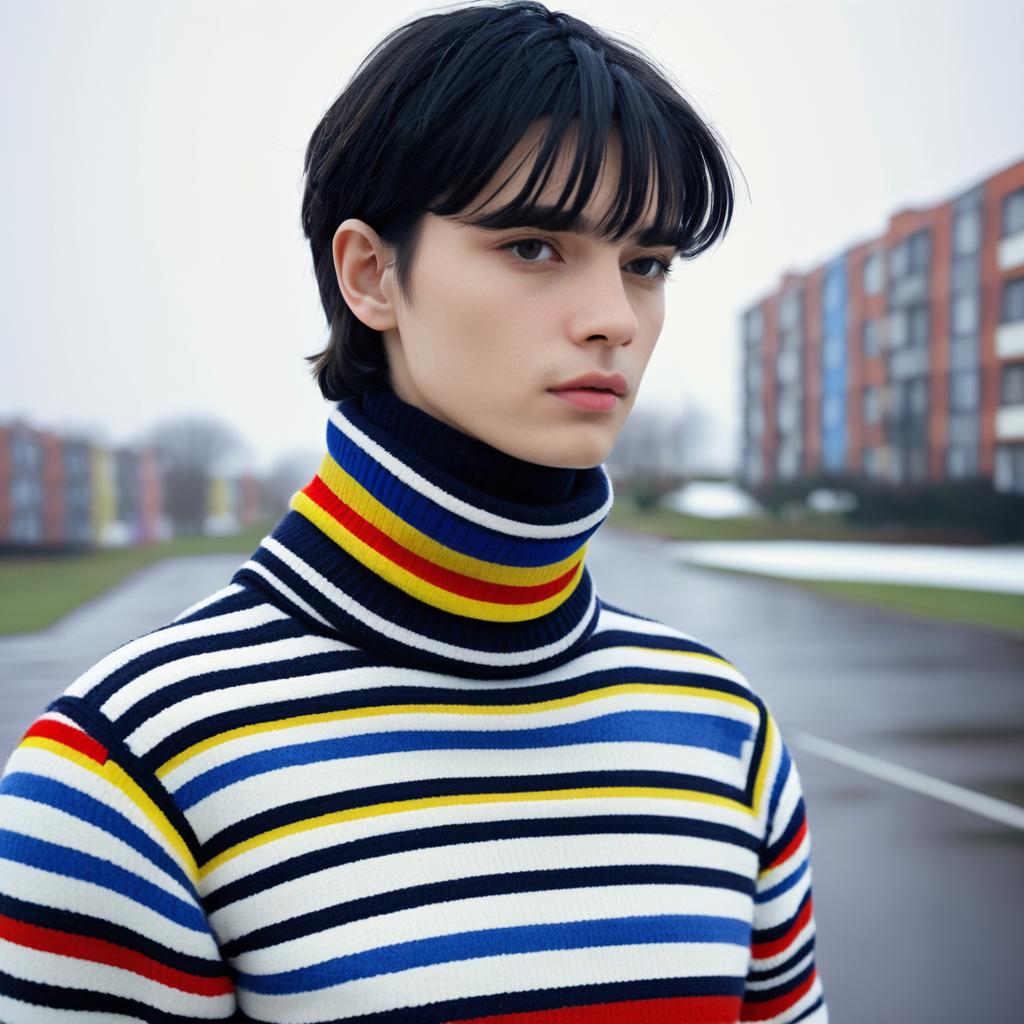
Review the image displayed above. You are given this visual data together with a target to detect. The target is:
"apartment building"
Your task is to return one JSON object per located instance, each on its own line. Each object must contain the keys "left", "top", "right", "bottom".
{"left": 741, "top": 157, "right": 1024, "bottom": 493}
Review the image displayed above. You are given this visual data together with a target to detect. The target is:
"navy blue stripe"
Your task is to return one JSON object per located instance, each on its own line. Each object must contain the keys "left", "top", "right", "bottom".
{"left": 175, "top": 710, "right": 754, "bottom": 810}
{"left": 204, "top": 813, "right": 760, "bottom": 914}
{"left": 236, "top": 914, "right": 751, "bottom": 994}
{"left": 222, "top": 861, "right": 753, "bottom": 958}
{"left": 741, "top": 956, "right": 817, "bottom": 1004}
{"left": 0, "top": 893, "right": 229, "bottom": 980}
{"left": 199, "top": 769, "right": 750, "bottom": 865}
{"left": 752, "top": 888, "right": 813, "bottom": 943}
{"left": 746, "top": 935, "right": 817, "bottom": 983}
{"left": 0, "top": 970, "right": 225, "bottom": 1024}
{"left": 238, "top": 974, "right": 746, "bottom": 1024}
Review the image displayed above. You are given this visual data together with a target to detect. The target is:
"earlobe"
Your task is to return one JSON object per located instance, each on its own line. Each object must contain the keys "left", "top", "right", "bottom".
{"left": 332, "top": 219, "right": 398, "bottom": 331}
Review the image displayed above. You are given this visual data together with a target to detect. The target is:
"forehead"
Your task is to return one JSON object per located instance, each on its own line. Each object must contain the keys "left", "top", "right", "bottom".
{"left": 460, "top": 120, "right": 666, "bottom": 243}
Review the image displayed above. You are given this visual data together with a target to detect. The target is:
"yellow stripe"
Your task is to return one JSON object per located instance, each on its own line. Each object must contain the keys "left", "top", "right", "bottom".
{"left": 752, "top": 711, "right": 776, "bottom": 832}
{"left": 317, "top": 453, "right": 583, "bottom": 587}
{"left": 22, "top": 737, "right": 199, "bottom": 886}
{"left": 158, "top": 681, "right": 758, "bottom": 779}
{"left": 199, "top": 785, "right": 756, "bottom": 880}
{"left": 294, "top": 490, "right": 585, "bottom": 622}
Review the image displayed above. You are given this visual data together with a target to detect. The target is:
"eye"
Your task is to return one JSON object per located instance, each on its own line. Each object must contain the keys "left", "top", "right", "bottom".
{"left": 502, "top": 238, "right": 558, "bottom": 263}
{"left": 627, "top": 256, "right": 674, "bottom": 281}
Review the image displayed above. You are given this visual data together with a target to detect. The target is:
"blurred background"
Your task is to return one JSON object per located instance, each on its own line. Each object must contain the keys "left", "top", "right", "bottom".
{"left": 1, "top": 1, "right": 1023, "bottom": 1020}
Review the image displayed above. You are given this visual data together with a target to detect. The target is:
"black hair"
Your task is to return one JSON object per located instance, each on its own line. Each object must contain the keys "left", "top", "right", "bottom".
{"left": 301, "top": 0, "right": 736, "bottom": 401}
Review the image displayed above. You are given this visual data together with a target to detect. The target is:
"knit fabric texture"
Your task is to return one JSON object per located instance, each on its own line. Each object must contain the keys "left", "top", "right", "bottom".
{"left": 0, "top": 388, "right": 828, "bottom": 1023}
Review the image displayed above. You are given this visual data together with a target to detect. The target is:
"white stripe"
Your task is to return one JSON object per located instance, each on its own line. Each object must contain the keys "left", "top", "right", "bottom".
{"left": 238, "top": 557, "right": 334, "bottom": 628}
{"left": 201, "top": 792, "right": 759, "bottom": 893}
{"left": 748, "top": 917, "right": 818, "bottom": 972}
{"left": 262, "top": 535, "right": 597, "bottom": 667}
{"left": 330, "top": 405, "right": 613, "bottom": 538}
{"left": 239, "top": 940, "right": 749, "bottom": 1020}
{"left": 791, "top": 729, "right": 1024, "bottom": 830}
{"left": 102, "top": 634, "right": 344, "bottom": 722}
{"left": 171, "top": 582, "right": 246, "bottom": 623}
{"left": 744, "top": 947, "right": 816, "bottom": 991}
{"left": 237, "top": 882, "right": 753, "bottom": 972}
{"left": 211, "top": 831, "right": 756, "bottom": 943}
{"left": 66, "top": 603, "right": 289, "bottom": 699}
{"left": 187, "top": 741, "right": 748, "bottom": 836}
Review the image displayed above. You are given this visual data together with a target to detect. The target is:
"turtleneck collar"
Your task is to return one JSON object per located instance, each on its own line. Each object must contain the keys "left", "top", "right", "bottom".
{"left": 233, "top": 388, "right": 613, "bottom": 679}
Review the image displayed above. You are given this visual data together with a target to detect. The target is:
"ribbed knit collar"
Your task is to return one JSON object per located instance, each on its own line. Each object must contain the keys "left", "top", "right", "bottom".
{"left": 234, "top": 388, "right": 613, "bottom": 679}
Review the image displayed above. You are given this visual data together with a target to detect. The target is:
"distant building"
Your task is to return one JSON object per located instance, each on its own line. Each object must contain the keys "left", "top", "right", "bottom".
{"left": 741, "top": 156, "right": 1024, "bottom": 493}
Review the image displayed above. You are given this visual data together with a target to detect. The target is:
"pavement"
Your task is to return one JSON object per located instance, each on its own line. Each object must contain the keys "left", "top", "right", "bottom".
{"left": 1, "top": 536, "right": 1022, "bottom": 1021}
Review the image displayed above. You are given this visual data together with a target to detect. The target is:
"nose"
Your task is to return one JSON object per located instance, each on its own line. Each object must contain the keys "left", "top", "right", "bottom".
{"left": 568, "top": 260, "right": 639, "bottom": 348}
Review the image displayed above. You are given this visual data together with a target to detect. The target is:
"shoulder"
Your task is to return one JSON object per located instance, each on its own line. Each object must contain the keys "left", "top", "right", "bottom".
{"left": 48, "top": 583, "right": 335, "bottom": 767}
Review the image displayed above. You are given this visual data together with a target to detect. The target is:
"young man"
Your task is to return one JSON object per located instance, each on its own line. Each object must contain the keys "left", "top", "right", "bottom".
{"left": 0, "top": 3, "right": 828, "bottom": 1021}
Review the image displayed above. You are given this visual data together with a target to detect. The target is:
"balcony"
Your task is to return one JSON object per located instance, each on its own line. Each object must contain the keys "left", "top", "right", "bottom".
{"left": 996, "top": 404, "right": 1024, "bottom": 440}
{"left": 998, "top": 231, "right": 1024, "bottom": 272}
{"left": 996, "top": 321, "right": 1024, "bottom": 359}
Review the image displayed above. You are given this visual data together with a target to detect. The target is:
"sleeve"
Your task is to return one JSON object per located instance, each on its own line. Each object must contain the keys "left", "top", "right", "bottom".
{"left": 740, "top": 710, "right": 828, "bottom": 1023}
{"left": 0, "top": 708, "right": 237, "bottom": 1022}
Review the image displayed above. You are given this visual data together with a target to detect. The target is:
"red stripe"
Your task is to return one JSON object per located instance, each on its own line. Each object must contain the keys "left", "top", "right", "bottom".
{"left": 751, "top": 895, "right": 814, "bottom": 960}
{"left": 0, "top": 914, "right": 233, "bottom": 997}
{"left": 453, "top": 995, "right": 743, "bottom": 1023}
{"left": 741, "top": 968, "right": 818, "bottom": 1021}
{"left": 304, "top": 476, "right": 580, "bottom": 606}
{"left": 766, "top": 815, "right": 807, "bottom": 871}
{"left": 23, "top": 720, "right": 108, "bottom": 765}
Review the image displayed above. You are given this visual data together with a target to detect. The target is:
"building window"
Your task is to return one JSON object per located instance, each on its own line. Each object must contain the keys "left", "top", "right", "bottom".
{"left": 909, "top": 230, "right": 930, "bottom": 274}
{"left": 1002, "top": 363, "right": 1024, "bottom": 405}
{"left": 889, "top": 241, "right": 909, "bottom": 280}
{"left": 994, "top": 443, "right": 1024, "bottom": 493}
{"left": 822, "top": 393, "right": 843, "bottom": 429}
{"left": 950, "top": 370, "right": 980, "bottom": 412}
{"left": 951, "top": 291, "right": 978, "bottom": 336}
{"left": 1002, "top": 188, "right": 1024, "bottom": 238}
{"left": 909, "top": 377, "right": 929, "bottom": 417}
{"left": 863, "top": 387, "right": 881, "bottom": 425}
{"left": 862, "top": 317, "right": 881, "bottom": 357}
{"left": 909, "top": 304, "right": 930, "bottom": 347}
{"left": 745, "top": 307, "right": 764, "bottom": 345}
{"left": 1002, "top": 276, "right": 1024, "bottom": 323}
{"left": 863, "top": 447, "right": 878, "bottom": 478}
{"left": 953, "top": 206, "right": 982, "bottom": 254}
{"left": 949, "top": 333, "right": 978, "bottom": 370}
{"left": 823, "top": 332, "right": 843, "bottom": 370}
{"left": 863, "top": 252, "right": 883, "bottom": 295}
{"left": 889, "top": 309, "right": 908, "bottom": 348}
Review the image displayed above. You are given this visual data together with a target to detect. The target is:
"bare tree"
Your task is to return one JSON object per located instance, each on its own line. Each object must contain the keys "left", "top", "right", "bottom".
{"left": 147, "top": 416, "right": 245, "bottom": 535}
{"left": 265, "top": 449, "right": 321, "bottom": 517}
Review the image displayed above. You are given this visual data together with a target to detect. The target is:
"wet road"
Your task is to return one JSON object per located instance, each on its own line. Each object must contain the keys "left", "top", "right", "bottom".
{"left": 1, "top": 532, "right": 1022, "bottom": 1021}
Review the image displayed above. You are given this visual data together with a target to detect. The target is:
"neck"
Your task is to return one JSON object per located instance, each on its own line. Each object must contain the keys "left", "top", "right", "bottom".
{"left": 233, "top": 388, "right": 613, "bottom": 678}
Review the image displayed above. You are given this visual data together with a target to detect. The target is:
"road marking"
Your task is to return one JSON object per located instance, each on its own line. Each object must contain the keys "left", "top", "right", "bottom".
{"left": 790, "top": 729, "right": 1024, "bottom": 831}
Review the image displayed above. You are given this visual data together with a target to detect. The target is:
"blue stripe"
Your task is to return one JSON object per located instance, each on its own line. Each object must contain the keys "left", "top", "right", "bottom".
{"left": 0, "top": 829, "right": 207, "bottom": 932}
{"left": 175, "top": 711, "right": 755, "bottom": 809}
{"left": 327, "top": 418, "right": 597, "bottom": 567}
{"left": 236, "top": 913, "right": 751, "bottom": 994}
{"left": 756, "top": 856, "right": 809, "bottom": 904}
{"left": 0, "top": 772, "right": 193, "bottom": 895}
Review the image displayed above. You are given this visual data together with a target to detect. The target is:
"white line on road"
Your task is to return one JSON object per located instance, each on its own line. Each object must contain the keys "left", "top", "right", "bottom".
{"left": 790, "top": 729, "right": 1024, "bottom": 831}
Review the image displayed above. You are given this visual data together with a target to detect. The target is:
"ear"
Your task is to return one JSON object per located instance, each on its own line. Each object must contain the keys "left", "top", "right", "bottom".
{"left": 331, "top": 219, "right": 398, "bottom": 331}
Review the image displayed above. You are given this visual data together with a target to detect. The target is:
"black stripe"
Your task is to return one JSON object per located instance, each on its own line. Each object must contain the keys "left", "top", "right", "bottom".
{"left": 752, "top": 888, "right": 812, "bottom": 943}
{"left": 86, "top": 615, "right": 308, "bottom": 710}
{"left": 764, "top": 795, "right": 807, "bottom": 867}
{"left": 221, "top": 861, "right": 753, "bottom": 958}
{"left": 243, "top": 974, "right": 745, "bottom": 1024}
{"left": 0, "top": 969, "right": 234, "bottom": 1024}
{"left": 204, "top": 813, "right": 759, "bottom": 913}
{"left": 198, "top": 769, "right": 750, "bottom": 866}
{"left": 0, "top": 893, "right": 226, "bottom": 980}
{"left": 746, "top": 934, "right": 817, "bottom": 983}
{"left": 741, "top": 956, "right": 817, "bottom": 1004}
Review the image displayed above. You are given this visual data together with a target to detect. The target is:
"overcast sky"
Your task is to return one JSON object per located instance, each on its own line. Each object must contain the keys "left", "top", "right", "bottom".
{"left": 2, "top": 0, "right": 1022, "bottom": 474}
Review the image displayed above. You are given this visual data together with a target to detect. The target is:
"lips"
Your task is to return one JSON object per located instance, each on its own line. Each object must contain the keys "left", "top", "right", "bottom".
{"left": 549, "top": 372, "right": 629, "bottom": 397}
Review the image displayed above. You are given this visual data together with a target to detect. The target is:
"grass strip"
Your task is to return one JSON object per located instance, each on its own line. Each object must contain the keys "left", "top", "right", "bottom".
{"left": 0, "top": 522, "right": 273, "bottom": 636}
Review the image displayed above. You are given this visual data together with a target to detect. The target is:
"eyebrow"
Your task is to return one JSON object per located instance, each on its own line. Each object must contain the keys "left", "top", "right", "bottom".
{"left": 459, "top": 205, "right": 682, "bottom": 250}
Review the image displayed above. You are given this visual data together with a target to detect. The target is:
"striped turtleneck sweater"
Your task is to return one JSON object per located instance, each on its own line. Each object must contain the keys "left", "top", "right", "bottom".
{"left": 0, "top": 388, "right": 827, "bottom": 1023}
